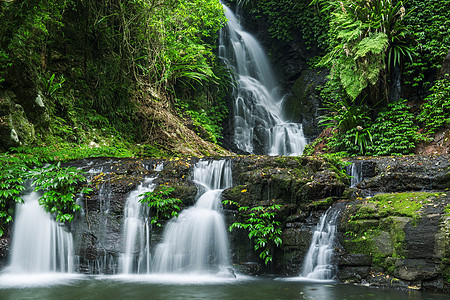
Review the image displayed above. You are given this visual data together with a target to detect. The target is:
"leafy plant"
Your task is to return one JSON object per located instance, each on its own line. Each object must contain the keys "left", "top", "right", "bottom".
{"left": 417, "top": 76, "right": 450, "bottom": 135}
{"left": 0, "top": 153, "right": 37, "bottom": 236}
{"left": 313, "top": 0, "right": 413, "bottom": 101}
{"left": 223, "top": 199, "right": 282, "bottom": 265}
{"left": 368, "top": 99, "right": 423, "bottom": 155}
{"left": 403, "top": 0, "right": 450, "bottom": 88}
{"left": 319, "top": 92, "right": 373, "bottom": 155}
{"left": 139, "top": 186, "right": 183, "bottom": 228}
{"left": 29, "top": 162, "right": 91, "bottom": 223}
{"left": 41, "top": 73, "right": 65, "bottom": 98}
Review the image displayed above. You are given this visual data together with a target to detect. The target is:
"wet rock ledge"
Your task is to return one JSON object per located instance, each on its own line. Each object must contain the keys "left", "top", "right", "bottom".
{"left": 0, "top": 154, "right": 449, "bottom": 293}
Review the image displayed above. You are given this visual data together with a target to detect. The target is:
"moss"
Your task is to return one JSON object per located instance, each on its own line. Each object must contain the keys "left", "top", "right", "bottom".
{"left": 308, "top": 197, "right": 335, "bottom": 210}
{"left": 354, "top": 192, "right": 443, "bottom": 219}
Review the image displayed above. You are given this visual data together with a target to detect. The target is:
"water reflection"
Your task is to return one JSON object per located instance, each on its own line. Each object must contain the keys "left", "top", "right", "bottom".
{"left": 0, "top": 276, "right": 448, "bottom": 300}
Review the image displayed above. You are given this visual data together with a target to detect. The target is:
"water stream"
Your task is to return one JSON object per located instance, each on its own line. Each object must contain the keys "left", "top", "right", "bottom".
{"left": 8, "top": 188, "right": 74, "bottom": 274}
{"left": 152, "top": 160, "right": 232, "bottom": 274}
{"left": 219, "top": 4, "right": 306, "bottom": 156}
{"left": 300, "top": 207, "right": 341, "bottom": 280}
{"left": 349, "top": 161, "right": 363, "bottom": 188}
{"left": 119, "top": 178, "right": 156, "bottom": 274}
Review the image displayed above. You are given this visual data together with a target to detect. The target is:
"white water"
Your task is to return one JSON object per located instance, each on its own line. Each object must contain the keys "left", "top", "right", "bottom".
{"left": 8, "top": 190, "right": 74, "bottom": 274}
{"left": 119, "top": 178, "right": 156, "bottom": 274}
{"left": 349, "top": 162, "right": 363, "bottom": 188}
{"left": 219, "top": 4, "right": 306, "bottom": 156}
{"left": 300, "top": 208, "right": 340, "bottom": 280}
{"left": 152, "top": 160, "right": 231, "bottom": 274}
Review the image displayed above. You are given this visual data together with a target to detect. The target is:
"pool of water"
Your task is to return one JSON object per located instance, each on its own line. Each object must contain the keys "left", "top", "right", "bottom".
{"left": 0, "top": 274, "right": 447, "bottom": 300}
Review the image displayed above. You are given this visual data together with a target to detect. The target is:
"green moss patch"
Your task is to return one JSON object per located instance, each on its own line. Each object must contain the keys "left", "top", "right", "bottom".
{"left": 356, "top": 192, "right": 443, "bottom": 219}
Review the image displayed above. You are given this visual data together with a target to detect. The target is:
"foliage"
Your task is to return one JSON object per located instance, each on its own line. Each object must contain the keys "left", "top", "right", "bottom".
{"left": 403, "top": 0, "right": 450, "bottom": 88}
{"left": 10, "top": 144, "right": 135, "bottom": 164}
{"left": 244, "top": 0, "right": 329, "bottom": 49}
{"left": 0, "top": 0, "right": 228, "bottom": 152}
{"left": 319, "top": 85, "right": 373, "bottom": 155}
{"left": 417, "top": 76, "right": 450, "bottom": 135}
{"left": 367, "top": 99, "right": 422, "bottom": 155}
{"left": 0, "top": 150, "right": 92, "bottom": 236}
{"left": 0, "top": 153, "right": 39, "bottom": 236}
{"left": 313, "top": 0, "right": 413, "bottom": 101}
{"left": 223, "top": 199, "right": 282, "bottom": 265}
{"left": 41, "top": 73, "right": 65, "bottom": 99}
{"left": 29, "top": 163, "right": 91, "bottom": 222}
{"left": 139, "top": 186, "right": 182, "bottom": 228}
{"left": 322, "top": 153, "right": 351, "bottom": 183}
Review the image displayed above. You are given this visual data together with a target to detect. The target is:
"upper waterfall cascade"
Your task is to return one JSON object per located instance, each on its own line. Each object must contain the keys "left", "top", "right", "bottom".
{"left": 219, "top": 4, "right": 306, "bottom": 156}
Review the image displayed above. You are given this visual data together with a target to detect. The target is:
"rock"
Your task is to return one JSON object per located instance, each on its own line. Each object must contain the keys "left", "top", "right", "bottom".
{"left": 338, "top": 254, "right": 372, "bottom": 266}
{"left": 394, "top": 259, "right": 438, "bottom": 281}
{"left": 0, "top": 237, "right": 10, "bottom": 270}
{"left": 284, "top": 69, "right": 328, "bottom": 141}
{"left": 338, "top": 266, "right": 370, "bottom": 281}
{"left": 373, "top": 231, "right": 394, "bottom": 256}
{"left": 0, "top": 90, "right": 36, "bottom": 150}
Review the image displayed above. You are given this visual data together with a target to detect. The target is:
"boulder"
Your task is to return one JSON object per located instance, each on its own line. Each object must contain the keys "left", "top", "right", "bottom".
{"left": 0, "top": 90, "right": 35, "bottom": 150}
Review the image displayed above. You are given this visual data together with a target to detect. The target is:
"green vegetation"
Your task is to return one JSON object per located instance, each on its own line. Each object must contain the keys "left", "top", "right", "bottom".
{"left": 241, "top": 0, "right": 329, "bottom": 49}
{"left": 0, "top": 0, "right": 228, "bottom": 156}
{"left": 312, "top": 0, "right": 413, "bottom": 101}
{"left": 417, "top": 76, "right": 450, "bottom": 136}
{"left": 308, "top": 0, "right": 450, "bottom": 156}
{"left": 0, "top": 152, "right": 90, "bottom": 236}
{"left": 28, "top": 163, "right": 91, "bottom": 222}
{"left": 139, "top": 186, "right": 183, "bottom": 228}
{"left": 352, "top": 192, "right": 438, "bottom": 219}
{"left": 223, "top": 199, "right": 283, "bottom": 265}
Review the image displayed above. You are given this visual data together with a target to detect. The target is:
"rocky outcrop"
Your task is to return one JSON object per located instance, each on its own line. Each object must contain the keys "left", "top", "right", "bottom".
{"left": 0, "top": 90, "right": 36, "bottom": 151}
{"left": 338, "top": 155, "right": 450, "bottom": 292}
{"left": 1, "top": 154, "right": 449, "bottom": 293}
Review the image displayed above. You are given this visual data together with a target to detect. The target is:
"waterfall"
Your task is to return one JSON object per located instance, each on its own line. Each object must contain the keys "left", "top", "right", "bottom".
{"left": 349, "top": 162, "right": 363, "bottom": 188}
{"left": 219, "top": 4, "right": 306, "bottom": 156}
{"left": 8, "top": 189, "right": 74, "bottom": 273}
{"left": 119, "top": 178, "right": 156, "bottom": 274}
{"left": 152, "top": 160, "right": 231, "bottom": 274}
{"left": 300, "top": 208, "right": 340, "bottom": 280}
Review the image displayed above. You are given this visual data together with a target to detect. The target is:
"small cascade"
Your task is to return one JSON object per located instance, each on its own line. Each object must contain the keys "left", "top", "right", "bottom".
{"left": 219, "top": 4, "right": 306, "bottom": 156}
{"left": 152, "top": 160, "right": 231, "bottom": 274}
{"left": 8, "top": 189, "right": 74, "bottom": 273}
{"left": 301, "top": 207, "right": 341, "bottom": 280}
{"left": 119, "top": 178, "right": 156, "bottom": 274}
{"left": 349, "top": 162, "right": 363, "bottom": 188}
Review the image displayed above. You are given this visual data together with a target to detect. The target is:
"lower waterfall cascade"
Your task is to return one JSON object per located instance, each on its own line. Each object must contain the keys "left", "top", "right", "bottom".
{"left": 119, "top": 178, "right": 156, "bottom": 274}
{"left": 8, "top": 189, "right": 74, "bottom": 274}
{"left": 152, "top": 160, "right": 232, "bottom": 274}
{"left": 300, "top": 207, "right": 341, "bottom": 280}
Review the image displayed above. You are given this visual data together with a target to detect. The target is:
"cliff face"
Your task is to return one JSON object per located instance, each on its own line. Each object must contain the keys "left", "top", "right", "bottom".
{"left": 0, "top": 155, "right": 449, "bottom": 291}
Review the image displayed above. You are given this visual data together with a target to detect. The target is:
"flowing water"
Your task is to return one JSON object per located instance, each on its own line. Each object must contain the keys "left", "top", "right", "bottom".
{"left": 152, "top": 160, "right": 232, "bottom": 274}
{"left": 349, "top": 161, "right": 363, "bottom": 188}
{"left": 300, "top": 207, "right": 341, "bottom": 280}
{"left": 7, "top": 188, "right": 74, "bottom": 274}
{"left": 219, "top": 4, "right": 306, "bottom": 156}
{"left": 119, "top": 178, "right": 156, "bottom": 274}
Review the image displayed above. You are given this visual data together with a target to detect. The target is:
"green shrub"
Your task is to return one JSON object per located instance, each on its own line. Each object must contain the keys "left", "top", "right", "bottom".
{"left": 368, "top": 99, "right": 422, "bottom": 155}
{"left": 417, "top": 76, "right": 450, "bottom": 135}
